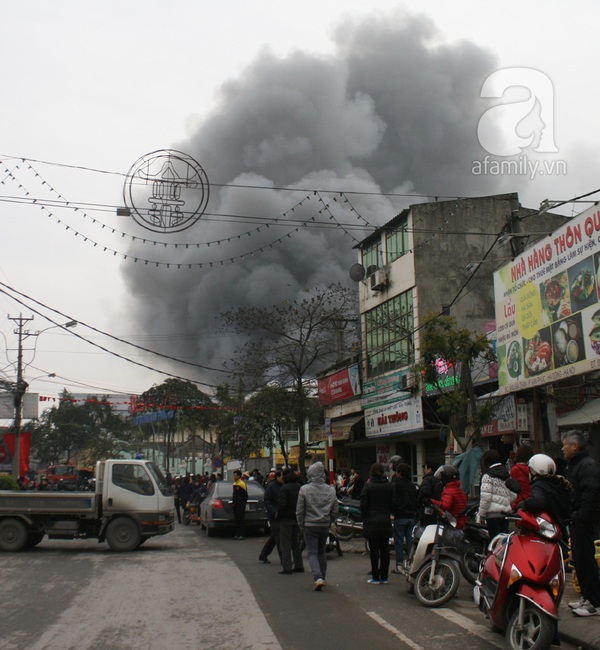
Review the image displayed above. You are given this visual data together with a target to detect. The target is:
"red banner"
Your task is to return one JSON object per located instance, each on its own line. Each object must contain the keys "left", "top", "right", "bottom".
{"left": 317, "top": 365, "right": 361, "bottom": 406}
{"left": 2, "top": 431, "right": 31, "bottom": 477}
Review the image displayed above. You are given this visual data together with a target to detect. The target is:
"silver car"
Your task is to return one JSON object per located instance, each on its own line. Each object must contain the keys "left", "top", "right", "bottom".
{"left": 200, "top": 480, "right": 267, "bottom": 536}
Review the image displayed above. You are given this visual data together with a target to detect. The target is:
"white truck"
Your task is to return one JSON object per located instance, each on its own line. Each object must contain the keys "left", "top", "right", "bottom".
{"left": 0, "top": 459, "right": 174, "bottom": 552}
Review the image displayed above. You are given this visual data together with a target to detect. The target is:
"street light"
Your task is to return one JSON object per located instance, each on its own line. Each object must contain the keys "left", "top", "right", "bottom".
{"left": 10, "top": 318, "right": 77, "bottom": 479}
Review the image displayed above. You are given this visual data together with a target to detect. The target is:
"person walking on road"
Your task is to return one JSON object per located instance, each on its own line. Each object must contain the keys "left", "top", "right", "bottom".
{"left": 296, "top": 461, "right": 338, "bottom": 591}
{"left": 562, "top": 430, "right": 600, "bottom": 617}
{"left": 259, "top": 471, "right": 283, "bottom": 564}
{"left": 277, "top": 468, "right": 304, "bottom": 574}
{"left": 232, "top": 469, "right": 248, "bottom": 540}
{"left": 361, "top": 462, "right": 394, "bottom": 584}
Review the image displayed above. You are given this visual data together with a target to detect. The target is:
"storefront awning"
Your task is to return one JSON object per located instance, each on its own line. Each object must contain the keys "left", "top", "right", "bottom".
{"left": 557, "top": 399, "right": 600, "bottom": 427}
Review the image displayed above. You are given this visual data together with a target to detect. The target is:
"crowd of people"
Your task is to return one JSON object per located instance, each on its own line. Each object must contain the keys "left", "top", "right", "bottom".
{"left": 174, "top": 429, "right": 600, "bottom": 615}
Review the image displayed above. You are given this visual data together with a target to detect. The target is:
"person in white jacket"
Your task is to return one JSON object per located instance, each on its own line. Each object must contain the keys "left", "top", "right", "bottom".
{"left": 296, "top": 461, "right": 338, "bottom": 591}
{"left": 477, "top": 449, "right": 519, "bottom": 539}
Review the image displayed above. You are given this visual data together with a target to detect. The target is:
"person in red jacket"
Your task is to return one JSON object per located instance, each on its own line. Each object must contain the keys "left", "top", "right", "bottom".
{"left": 431, "top": 465, "right": 468, "bottom": 529}
{"left": 510, "top": 444, "right": 533, "bottom": 507}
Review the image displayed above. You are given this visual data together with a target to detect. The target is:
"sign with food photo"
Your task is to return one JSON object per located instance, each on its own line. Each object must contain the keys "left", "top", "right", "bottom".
{"left": 494, "top": 203, "right": 600, "bottom": 394}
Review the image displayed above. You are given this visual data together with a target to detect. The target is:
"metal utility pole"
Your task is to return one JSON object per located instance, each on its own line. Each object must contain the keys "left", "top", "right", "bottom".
{"left": 9, "top": 315, "right": 33, "bottom": 479}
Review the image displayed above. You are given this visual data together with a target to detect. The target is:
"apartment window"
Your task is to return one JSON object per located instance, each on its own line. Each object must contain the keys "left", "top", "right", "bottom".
{"left": 282, "top": 429, "right": 299, "bottom": 442}
{"left": 365, "top": 290, "right": 414, "bottom": 377}
{"left": 386, "top": 218, "right": 409, "bottom": 263}
{"left": 362, "top": 240, "right": 381, "bottom": 275}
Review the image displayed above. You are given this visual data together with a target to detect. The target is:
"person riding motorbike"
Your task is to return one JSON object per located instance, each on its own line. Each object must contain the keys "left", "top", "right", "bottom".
{"left": 430, "top": 465, "right": 468, "bottom": 529}
{"left": 514, "top": 453, "right": 572, "bottom": 539}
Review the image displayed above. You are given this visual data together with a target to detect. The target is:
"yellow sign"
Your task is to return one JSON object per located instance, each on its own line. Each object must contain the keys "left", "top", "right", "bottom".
{"left": 517, "top": 281, "right": 543, "bottom": 340}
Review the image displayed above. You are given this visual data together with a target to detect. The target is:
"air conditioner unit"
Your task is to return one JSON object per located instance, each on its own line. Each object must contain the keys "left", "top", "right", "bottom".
{"left": 401, "top": 372, "right": 416, "bottom": 390}
{"left": 370, "top": 270, "right": 387, "bottom": 291}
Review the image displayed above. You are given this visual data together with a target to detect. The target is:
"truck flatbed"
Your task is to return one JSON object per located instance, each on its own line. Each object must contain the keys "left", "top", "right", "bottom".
{"left": 0, "top": 491, "right": 98, "bottom": 515}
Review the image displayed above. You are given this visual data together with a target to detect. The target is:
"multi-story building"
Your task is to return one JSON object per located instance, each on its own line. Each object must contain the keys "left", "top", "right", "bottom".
{"left": 319, "top": 192, "right": 568, "bottom": 477}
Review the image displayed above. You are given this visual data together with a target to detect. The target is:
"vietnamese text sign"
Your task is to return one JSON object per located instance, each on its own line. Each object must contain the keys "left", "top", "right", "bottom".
{"left": 480, "top": 394, "right": 517, "bottom": 437}
{"left": 494, "top": 204, "right": 600, "bottom": 394}
{"left": 317, "top": 364, "right": 361, "bottom": 406}
{"left": 365, "top": 396, "right": 423, "bottom": 438}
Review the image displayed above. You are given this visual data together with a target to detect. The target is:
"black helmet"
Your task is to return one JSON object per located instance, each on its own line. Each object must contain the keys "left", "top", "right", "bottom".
{"left": 434, "top": 464, "right": 459, "bottom": 484}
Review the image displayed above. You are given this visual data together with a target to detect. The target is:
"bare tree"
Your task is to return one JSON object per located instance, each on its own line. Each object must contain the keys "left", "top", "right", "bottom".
{"left": 221, "top": 283, "right": 357, "bottom": 476}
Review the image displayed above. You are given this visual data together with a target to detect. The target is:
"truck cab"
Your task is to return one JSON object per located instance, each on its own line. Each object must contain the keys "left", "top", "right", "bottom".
{"left": 0, "top": 459, "right": 175, "bottom": 552}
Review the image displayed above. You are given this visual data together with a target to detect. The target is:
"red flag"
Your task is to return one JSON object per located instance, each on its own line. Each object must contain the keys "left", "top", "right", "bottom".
{"left": 2, "top": 432, "right": 31, "bottom": 477}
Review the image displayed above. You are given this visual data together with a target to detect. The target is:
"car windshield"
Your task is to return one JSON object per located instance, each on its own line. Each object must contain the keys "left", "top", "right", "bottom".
{"left": 146, "top": 462, "right": 172, "bottom": 497}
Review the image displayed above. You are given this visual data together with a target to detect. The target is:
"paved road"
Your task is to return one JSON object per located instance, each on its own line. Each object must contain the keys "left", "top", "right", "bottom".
{"left": 0, "top": 526, "right": 279, "bottom": 650}
{"left": 202, "top": 527, "right": 578, "bottom": 650}
{"left": 0, "top": 524, "right": 581, "bottom": 650}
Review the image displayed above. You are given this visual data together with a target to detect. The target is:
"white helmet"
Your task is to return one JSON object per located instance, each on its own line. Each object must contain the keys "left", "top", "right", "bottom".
{"left": 528, "top": 454, "right": 556, "bottom": 477}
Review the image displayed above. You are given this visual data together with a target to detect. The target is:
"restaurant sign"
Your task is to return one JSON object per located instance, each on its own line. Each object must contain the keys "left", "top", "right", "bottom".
{"left": 494, "top": 204, "right": 600, "bottom": 394}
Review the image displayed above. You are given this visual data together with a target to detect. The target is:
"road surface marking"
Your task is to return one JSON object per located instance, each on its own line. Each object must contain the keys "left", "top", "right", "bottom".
{"left": 432, "top": 608, "right": 504, "bottom": 648}
{"left": 366, "top": 611, "right": 425, "bottom": 650}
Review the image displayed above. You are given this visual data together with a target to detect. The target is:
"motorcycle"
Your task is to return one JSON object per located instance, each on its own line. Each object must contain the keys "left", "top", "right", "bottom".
{"left": 473, "top": 509, "right": 565, "bottom": 650}
{"left": 405, "top": 502, "right": 464, "bottom": 607}
{"left": 334, "top": 497, "right": 363, "bottom": 541}
{"left": 459, "top": 505, "right": 490, "bottom": 585}
{"left": 183, "top": 493, "right": 204, "bottom": 526}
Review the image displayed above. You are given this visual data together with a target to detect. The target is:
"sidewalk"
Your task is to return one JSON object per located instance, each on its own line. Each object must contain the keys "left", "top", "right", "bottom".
{"left": 339, "top": 536, "right": 600, "bottom": 649}
{"left": 558, "top": 580, "right": 600, "bottom": 650}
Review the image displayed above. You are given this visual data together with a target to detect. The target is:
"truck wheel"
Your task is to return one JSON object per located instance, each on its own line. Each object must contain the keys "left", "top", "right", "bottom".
{"left": 0, "top": 518, "right": 28, "bottom": 552}
{"left": 105, "top": 517, "right": 141, "bottom": 552}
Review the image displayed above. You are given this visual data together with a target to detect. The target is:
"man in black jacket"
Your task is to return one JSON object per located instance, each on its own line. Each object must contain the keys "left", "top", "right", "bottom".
{"left": 259, "top": 471, "right": 283, "bottom": 564}
{"left": 562, "top": 430, "right": 600, "bottom": 616}
{"left": 277, "top": 468, "right": 304, "bottom": 574}
{"left": 417, "top": 461, "right": 443, "bottom": 525}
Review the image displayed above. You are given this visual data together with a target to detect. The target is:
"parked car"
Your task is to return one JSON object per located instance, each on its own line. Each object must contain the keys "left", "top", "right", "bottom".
{"left": 200, "top": 480, "right": 267, "bottom": 536}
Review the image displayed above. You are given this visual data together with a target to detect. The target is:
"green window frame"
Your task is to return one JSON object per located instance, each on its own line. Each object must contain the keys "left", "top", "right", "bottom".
{"left": 362, "top": 240, "right": 381, "bottom": 276}
{"left": 385, "top": 218, "right": 409, "bottom": 264}
{"left": 365, "top": 290, "right": 414, "bottom": 377}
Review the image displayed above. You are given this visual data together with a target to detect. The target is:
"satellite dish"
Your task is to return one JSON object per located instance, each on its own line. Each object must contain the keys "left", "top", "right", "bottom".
{"left": 349, "top": 263, "right": 366, "bottom": 282}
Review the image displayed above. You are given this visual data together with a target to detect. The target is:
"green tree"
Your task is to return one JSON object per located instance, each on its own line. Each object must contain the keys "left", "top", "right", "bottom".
{"left": 30, "top": 390, "right": 132, "bottom": 465}
{"left": 135, "top": 379, "right": 214, "bottom": 471}
{"left": 221, "top": 283, "right": 357, "bottom": 477}
{"left": 414, "top": 313, "right": 496, "bottom": 450}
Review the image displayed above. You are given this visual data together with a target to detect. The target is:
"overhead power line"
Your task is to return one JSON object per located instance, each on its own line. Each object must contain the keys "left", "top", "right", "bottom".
{"left": 0, "top": 281, "right": 229, "bottom": 389}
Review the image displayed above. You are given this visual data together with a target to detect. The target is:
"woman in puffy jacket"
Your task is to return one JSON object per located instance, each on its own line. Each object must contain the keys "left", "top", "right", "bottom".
{"left": 477, "top": 449, "right": 519, "bottom": 538}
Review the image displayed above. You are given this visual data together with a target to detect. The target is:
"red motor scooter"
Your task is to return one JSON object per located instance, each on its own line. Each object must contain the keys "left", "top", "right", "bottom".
{"left": 473, "top": 509, "right": 565, "bottom": 650}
